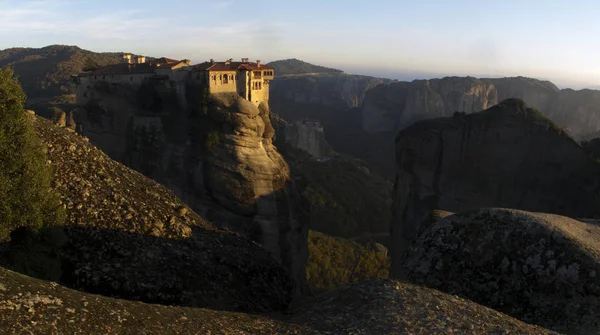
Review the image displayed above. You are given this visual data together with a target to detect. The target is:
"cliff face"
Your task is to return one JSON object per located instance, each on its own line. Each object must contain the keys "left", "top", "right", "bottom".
{"left": 361, "top": 77, "right": 497, "bottom": 134}
{"left": 270, "top": 74, "right": 386, "bottom": 120}
{"left": 390, "top": 99, "right": 600, "bottom": 278}
{"left": 283, "top": 119, "right": 330, "bottom": 158}
{"left": 317, "top": 76, "right": 600, "bottom": 177}
{"left": 72, "top": 82, "right": 308, "bottom": 290}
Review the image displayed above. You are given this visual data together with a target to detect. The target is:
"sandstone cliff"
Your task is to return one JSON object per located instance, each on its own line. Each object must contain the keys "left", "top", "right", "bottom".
{"left": 71, "top": 81, "right": 308, "bottom": 290}
{"left": 404, "top": 208, "right": 600, "bottom": 334}
{"left": 321, "top": 76, "right": 600, "bottom": 178}
{"left": 270, "top": 73, "right": 385, "bottom": 115}
{"left": 390, "top": 99, "right": 600, "bottom": 279}
{"left": 283, "top": 118, "right": 330, "bottom": 158}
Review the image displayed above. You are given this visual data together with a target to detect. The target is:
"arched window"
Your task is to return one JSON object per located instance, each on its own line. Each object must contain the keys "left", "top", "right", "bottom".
{"left": 219, "top": 74, "right": 222, "bottom": 80}
{"left": 223, "top": 74, "right": 228, "bottom": 84}
{"left": 212, "top": 75, "right": 216, "bottom": 80}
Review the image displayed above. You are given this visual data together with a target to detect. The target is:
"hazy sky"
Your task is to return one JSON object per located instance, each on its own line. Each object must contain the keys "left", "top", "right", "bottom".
{"left": 1, "top": 0, "right": 599, "bottom": 88}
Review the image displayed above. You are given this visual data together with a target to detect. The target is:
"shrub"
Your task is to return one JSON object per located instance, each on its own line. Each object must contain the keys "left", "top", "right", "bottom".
{"left": 0, "top": 67, "right": 65, "bottom": 241}
{"left": 306, "top": 230, "right": 390, "bottom": 292}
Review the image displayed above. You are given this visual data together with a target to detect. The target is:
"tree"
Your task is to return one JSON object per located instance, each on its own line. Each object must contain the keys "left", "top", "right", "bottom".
{"left": 0, "top": 67, "right": 65, "bottom": 241}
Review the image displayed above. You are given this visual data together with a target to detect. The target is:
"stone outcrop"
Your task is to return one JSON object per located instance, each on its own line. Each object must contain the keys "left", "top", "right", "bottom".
{"left": 71, "top": 83, "right": 308, "bottom": 290}
{"left": 1, "top": 115, "right": 296, "bottom": 313}
{"left": 404, "top": 208, "right": 600, "bottom": 334}
{"left": 0, "top": 266, "right": 558, "bottom": 334}
{"left": 390, "top": 99, "right": 600, "bottom": 279}
{"left": 283, "top": 118, "right": 330, "bottom": 158}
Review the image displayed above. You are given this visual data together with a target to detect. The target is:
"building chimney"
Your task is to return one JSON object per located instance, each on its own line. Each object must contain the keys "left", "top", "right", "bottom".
{"left": 210, "top": 59, "right": 215, "bottom": 64}
{"left": 182, "top": 59, "right": 191, "bottom": 65}
{"left": 122, "top": 53, "right": 132, "bottom": 64}
{"left": 241, "top": 58, "right": 249, "bottom": 63}
{"left": 257, "top": 60, "right": 261, "bottom": 67}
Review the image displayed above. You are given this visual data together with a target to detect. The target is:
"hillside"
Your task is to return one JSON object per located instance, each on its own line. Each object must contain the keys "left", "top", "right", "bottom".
{"left": 267, "top": 58, "right": 343, "bottom": 76}
{"left": 0, "top": 45, "right": 122, "bottom": 103}
{"left": 0, "top": 260, "right": 557, "bottom": 334}
{"left": 0, "top": 114, "right": 296, "bottom": 313}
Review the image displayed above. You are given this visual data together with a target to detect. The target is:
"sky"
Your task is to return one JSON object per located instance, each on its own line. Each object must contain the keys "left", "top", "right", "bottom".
{"left": 1, "top": 0, "right": 600, "bottom": 88}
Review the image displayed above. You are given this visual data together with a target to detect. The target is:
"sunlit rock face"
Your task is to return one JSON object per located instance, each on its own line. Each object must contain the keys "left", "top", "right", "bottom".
{"left": 73, "top": 82, "right": 308, "bottom": 291}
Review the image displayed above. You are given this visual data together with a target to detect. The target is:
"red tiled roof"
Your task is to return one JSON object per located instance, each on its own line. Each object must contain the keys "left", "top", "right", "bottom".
{"left": 193, "top": 61, "right": 274, "bottom": 72}
{"left": 156, "top": 57, "right": 179, "bottom": 64}
{"left": 157, "top": 61, "right": 188, "bottom": 69}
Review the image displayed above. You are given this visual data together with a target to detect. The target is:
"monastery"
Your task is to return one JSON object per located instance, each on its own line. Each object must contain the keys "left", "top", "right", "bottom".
{"left": 72, "top": 54, "right": 275, "bottom": 107}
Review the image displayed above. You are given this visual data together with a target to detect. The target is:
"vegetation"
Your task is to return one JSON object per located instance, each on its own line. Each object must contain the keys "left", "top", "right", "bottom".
{"left": 0, "top": 67, "right": 65, "bottom": 241}
{"left": 306, "top": 230, "right": 389, "bottom": 292}
{"left": 267, "top": 58, "right": 343, "bottom": 76}
{"left": 0, "top": 45, "right": 122, "bottom": 102}
{"left": 279, "top": 144, "right": 392, "bottom": 238}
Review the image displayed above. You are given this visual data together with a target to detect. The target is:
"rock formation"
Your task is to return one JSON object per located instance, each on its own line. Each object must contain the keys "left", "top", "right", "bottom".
{"left": 288, "top": 75, "right": 600, "bottom": 178}
{"left": 404, "top": 208, "right": 600, "bottom": 334}
{"left": 283, "top": 118, "right": 330, "bottom": 158}
{"left": 71, "top": 82, "right": 308, "bottom": 290}
{"left": 390, "top": 99, "right": 600, "bottom": 278}
{"left": 1, "top": 115, "right": 296, "bottom": 313}
{"left": 0, "top": 265, "right": 558, "bottom": 334}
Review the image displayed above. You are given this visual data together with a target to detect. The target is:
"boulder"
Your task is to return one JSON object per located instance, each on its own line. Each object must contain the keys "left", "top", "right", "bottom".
{"left": 404, "top": 208, "right": 600, "bottom": 333}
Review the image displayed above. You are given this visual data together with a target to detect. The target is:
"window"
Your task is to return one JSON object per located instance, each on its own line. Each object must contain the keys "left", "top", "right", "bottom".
{"left": 130, "top": 77, "right": 133, "bottom": 82}
{"left": 94, "top": 76, "right": 97, "bottom": 80}
{"left": 212, "top": 75, "right": 216, "bottom": 80}
{"left": 223, "top": 74, "right": 229, "bottom": 84}
{"left": 102, "top": 76, "right": 105, "bottom": 80}
{"left": 253, "top": 71, "right": 261, "bottom": 79}
{"left": 83, "top": 92, "right": 88, "bottom": 98}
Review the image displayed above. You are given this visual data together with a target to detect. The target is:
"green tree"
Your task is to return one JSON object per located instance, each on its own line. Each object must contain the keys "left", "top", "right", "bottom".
{"left": 0, "top": 67, "right": 65, "bottom": 241}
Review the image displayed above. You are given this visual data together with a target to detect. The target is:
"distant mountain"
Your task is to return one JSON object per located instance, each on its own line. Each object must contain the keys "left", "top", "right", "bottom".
{"left": 0, "top": 45, "right": 122, "bottom": 103}
{"left": 267, "top": 58, "right": 343, "bottom": 76}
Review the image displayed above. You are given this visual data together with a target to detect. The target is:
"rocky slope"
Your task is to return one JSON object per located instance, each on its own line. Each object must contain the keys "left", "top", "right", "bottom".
{"left": 390, "top": 99, "right": 600, "bottom": 278}
{"left": 0, "top": 114, "right": 295, "bottom": 313}
{"left": 73, "top": 84, "right": 308, "bottom": 289}
{"left": 0, "top": 266, "right": 558, "bottom": 334}
{"left": 404, "top": 208, "right": 600, "bottom": 334}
